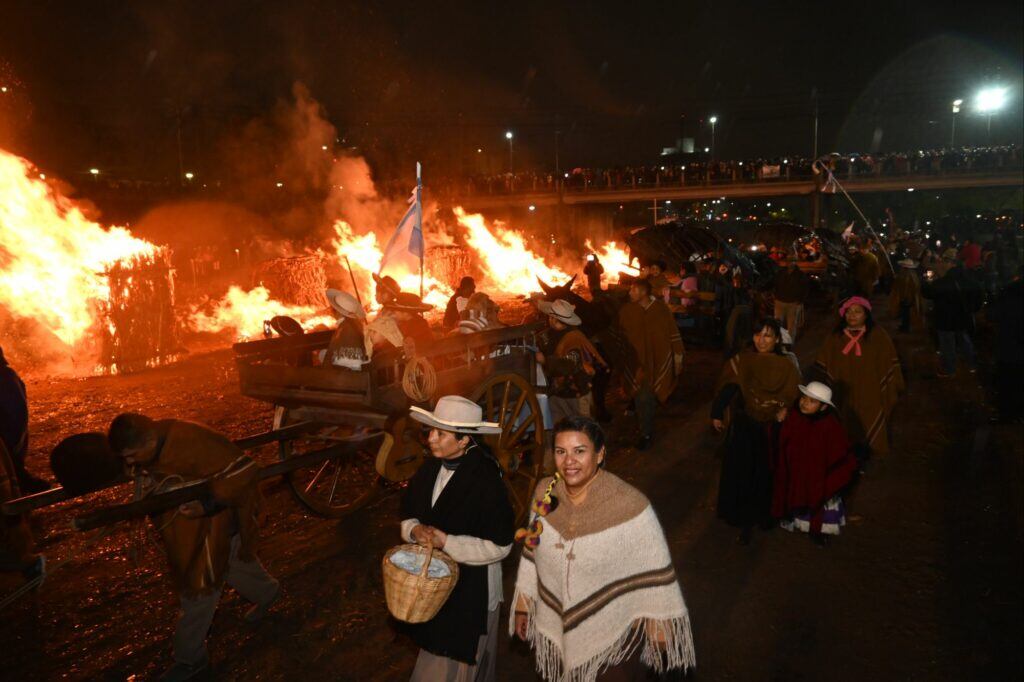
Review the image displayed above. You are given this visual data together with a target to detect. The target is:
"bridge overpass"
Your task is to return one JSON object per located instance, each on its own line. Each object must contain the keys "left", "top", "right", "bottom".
{"left": 453, "top": 170, "right": 1023, "bottom": 211}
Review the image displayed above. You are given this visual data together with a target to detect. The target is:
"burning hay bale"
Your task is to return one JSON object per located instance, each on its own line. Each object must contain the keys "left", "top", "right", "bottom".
{"left": 427, "top": 245, "right": 476, "bottom": 288}
{"left": 252, "top": 255, "right": 327, "bottom": 308}
{"left": 99, "top": 249, "right": 179, "bottom": 373}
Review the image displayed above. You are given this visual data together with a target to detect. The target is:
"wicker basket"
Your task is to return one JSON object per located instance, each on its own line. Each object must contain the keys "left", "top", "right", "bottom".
{"left": 382, "top": 542, "right": 459, "bottom": 623}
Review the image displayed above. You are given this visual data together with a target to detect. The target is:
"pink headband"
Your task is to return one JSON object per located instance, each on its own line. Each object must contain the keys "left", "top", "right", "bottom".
{"left": 839, "top": 296, "right": 872, "bottom": 317}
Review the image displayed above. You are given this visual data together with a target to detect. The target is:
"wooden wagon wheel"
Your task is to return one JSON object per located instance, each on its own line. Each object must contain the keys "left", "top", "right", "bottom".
{"left": 470, "top": 373, "right": 546, "bottom": 526}
{"left": 273, "top": 406, "right": 380, "bottom": 518}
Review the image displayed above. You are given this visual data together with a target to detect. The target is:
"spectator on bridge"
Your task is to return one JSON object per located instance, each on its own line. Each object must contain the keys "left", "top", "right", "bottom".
{"left": 773, "top": 256, "right": 810, "bottom": 342}
{"left": 814, "top": 297, "right": 904, "bottom": 459}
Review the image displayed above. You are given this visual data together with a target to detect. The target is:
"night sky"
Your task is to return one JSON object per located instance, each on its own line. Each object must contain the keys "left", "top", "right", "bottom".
{"left": 1, "top": 1, "right": 1021, "bottom": 182}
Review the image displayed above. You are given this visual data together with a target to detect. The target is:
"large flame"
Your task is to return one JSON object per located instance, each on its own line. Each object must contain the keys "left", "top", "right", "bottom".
{"left": 454, "top": 207, "right": 571, "bottom": 293}
{"left": 0, "top": 148, "right": 157, "bottom": 347}
{"left": 330, "top": 219, "right": 452, "bottom": 311}
{"left": 585, "top": 239, "right": 637, "bottom": 284}
{"left": 191, "top": 285, "right": 335, "bottom": 341}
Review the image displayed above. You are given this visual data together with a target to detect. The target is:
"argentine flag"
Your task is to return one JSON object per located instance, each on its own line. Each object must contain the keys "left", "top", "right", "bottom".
{"left": 378, "top": 163, "right": 424, "bottom": 277}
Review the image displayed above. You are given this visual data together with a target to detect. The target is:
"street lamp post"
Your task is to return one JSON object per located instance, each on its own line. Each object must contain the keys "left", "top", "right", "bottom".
{"left": 709, "top": 116, "right": 718, "bottom": 160}
{"left": 950, "top": 99, "right": 962, "bottom": 147}
{"left": 505, "top": 131, "right": 514, "bottom": 174}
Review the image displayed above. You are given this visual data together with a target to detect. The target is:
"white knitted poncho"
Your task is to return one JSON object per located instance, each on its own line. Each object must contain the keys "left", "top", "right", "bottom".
{"left": 510, "top": 472, "right": 695, "bottom": 682}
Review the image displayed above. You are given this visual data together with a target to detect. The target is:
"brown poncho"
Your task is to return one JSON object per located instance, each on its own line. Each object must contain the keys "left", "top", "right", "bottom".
{"left": 143, "top": 421, "right": 262, "bottom": 596}
{"left": 618, "top": 298, "right": 685, "bottom": 403}
{"left": 815, "top": 326, "right": 904, "bottom": 456}
{"left": 889, "top": 269, "right": 923, "bottom": 327}
{"left": 716, "top": 351, "right": 801, "bottom": 423}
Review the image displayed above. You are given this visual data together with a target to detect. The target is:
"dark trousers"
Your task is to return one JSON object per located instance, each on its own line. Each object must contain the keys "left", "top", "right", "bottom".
{"left": 898, "top": 302, "right": 911, "bottom": 332}
{"left": 635, "top": 386, "right": 658, "bottom": 438}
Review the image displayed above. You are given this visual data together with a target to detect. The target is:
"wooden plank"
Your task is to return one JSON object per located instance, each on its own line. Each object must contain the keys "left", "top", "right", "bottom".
{"left": 4, "top": 422, "right": 329, "bottom": 516}
{"left": 232, "top": 329, "right": 332, "bottom": 358}
{"left": 71, "top": 434, "right": 384, "bottom": 531}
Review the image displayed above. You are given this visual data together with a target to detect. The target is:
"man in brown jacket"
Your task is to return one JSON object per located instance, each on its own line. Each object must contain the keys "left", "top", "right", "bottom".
{"left": 108, "top": 414, "right": 279, "bottom": 682}
{"left": 618, "top": 278, "right": 685, "bottom": 450}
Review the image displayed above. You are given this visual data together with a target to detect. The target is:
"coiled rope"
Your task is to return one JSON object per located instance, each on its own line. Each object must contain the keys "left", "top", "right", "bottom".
{"left": 402, "top": 355, "right": 437, "bottom": 403}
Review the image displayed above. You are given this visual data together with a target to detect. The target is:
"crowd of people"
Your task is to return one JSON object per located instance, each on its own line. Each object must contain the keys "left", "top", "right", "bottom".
{"left": 1, "top": 213, "right": 1020, "bottom": 681}
{"left": 447, "top": 145, "right": 1022, "bottom": 195}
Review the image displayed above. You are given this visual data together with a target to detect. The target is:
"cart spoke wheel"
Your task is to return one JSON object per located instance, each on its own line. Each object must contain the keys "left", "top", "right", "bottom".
{"left": 470, "top": 373, "right": 545, "bottom": 526}
{"left": 274, "top": 406, "right": 379, "bottom": 518}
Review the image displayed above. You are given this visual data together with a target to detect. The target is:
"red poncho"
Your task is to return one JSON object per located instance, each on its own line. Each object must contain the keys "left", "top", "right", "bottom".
{"left": 771, "top": 409, "right": 856, "bottom": 520}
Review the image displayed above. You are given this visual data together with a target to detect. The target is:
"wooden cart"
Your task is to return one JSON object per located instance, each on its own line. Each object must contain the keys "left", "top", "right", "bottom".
{"left": 232, "top": 323, "right": 549, "bottom": 524}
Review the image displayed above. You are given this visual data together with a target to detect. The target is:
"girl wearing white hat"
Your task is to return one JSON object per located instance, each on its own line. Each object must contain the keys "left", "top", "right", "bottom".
{"left": 771, "top": 381, "right": 858, "bottom": 546}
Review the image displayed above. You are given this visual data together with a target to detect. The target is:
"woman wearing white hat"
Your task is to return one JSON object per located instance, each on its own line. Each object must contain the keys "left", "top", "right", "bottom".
{"left": 771, "top": 382, "right": 858, "bottom": 546}
{"left": 399, "top": 396, "right": 515, "bottom": 682}
{"left": 324, "top": 289, "right": 367, "bottom": 370}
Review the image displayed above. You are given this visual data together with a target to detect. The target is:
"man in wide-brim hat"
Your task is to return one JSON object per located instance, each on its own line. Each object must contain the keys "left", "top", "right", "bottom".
{"left": 890, "top": 258, "right": 922, "bottom": 333}
{"left": 534, "top": 299, "right": 605, "bottom": 428}
{"left": 324, "top": 289, "right": 368, "bottom": 369}
{"left": 372, "top": 273, "right": 402, "bottom": 306}
{"left": 381, "top": 292, "right": 435, "bottom": 352}
{"left": 399, "top": 396, "right": 514, "bottom": 682}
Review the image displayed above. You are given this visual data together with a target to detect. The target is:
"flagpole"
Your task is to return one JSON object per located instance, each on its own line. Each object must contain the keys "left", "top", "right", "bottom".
{"left": 417, "top": 162, "right": 424, "bottom": 299}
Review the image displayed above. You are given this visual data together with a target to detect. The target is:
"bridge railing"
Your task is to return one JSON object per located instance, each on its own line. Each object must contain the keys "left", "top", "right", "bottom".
{"left": 445, "top": 152, "right": 1023, "bottom": 197}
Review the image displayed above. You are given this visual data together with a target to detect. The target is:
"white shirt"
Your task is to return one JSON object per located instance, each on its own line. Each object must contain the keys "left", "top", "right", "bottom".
{"left": 401, "top": 465, "right": 512, "bottom": 611}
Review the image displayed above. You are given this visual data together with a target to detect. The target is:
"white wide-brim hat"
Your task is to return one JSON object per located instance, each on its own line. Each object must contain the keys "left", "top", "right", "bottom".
{"left": 897, "top": 259, "right": 918, "bottom": 269}
{"left": 537, "top": 299, "right": 582, "bottom": 326}
{"left": 799, "top": 381, "right": 836, "bottom": 408}
{"left": 325, "top": 288, "right": 366, "bottom": 319}
{"left": 409, "top": 395, "right": 501, "bottom": 435}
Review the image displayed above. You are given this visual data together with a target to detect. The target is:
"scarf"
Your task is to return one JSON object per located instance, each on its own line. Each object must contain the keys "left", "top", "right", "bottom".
{"left": 842, "top": 328, "right": 865, "bottom": 356}
{"left": 510, "top": 472, "right": 695, "bottom": 682}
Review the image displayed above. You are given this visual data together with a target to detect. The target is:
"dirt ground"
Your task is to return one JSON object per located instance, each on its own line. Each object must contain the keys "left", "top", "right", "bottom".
{"left": 1, "top": 298, "right": 1021, "bottom": 681}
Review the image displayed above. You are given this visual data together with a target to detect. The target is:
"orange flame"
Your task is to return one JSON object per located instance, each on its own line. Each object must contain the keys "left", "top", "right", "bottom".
{"left": 585, "top": 239, "right": 636, "bottom": 284}
{"left": 190, "top": 285, "right": 335, "bottom": 341}
{"left": 0, "top": 148, "right": 157, "bottom": 348}
{"left": 454, "top": 207, "right": 571, "bottom": 293}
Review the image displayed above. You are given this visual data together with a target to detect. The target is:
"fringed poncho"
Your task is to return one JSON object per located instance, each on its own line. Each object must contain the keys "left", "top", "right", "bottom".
{"left": 510, "top": 472, "right": 695, "bottom": 681}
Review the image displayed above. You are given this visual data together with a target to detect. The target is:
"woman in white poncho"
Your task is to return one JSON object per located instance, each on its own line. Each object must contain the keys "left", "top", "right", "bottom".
{"left": 511, "top": 416, "right": 695, "bottom": 681}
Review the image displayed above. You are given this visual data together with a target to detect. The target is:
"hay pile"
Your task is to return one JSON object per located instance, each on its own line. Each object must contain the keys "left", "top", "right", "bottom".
{"left": 252, "top": 255, "right": 327, "bottom": 307}
{"left": 99, "top": 249, "right": 179, "bottom": 373}
{"left": 427, "top": 245, "right": 476, "bottom": 288}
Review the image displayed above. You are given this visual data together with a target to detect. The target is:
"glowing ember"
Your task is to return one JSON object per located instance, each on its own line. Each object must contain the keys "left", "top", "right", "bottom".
{"left": 190, "top": 285, "right": 335, "bottom": 341}
{"left": 454, "top": 207, "right": 571, "bottom": 293}
{"left": 0, "top": 148, "right": 158, "bottom": 348}
{"left": 585, "top": 239, "right": 636, "bottom": 284}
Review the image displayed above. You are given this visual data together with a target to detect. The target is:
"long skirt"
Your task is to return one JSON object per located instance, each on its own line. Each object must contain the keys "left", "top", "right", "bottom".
{"left": 410, "top": 606, "right": 499, "bottom": 682}
{"left": 717, "top": 411, "right": 774, "bottom": 528}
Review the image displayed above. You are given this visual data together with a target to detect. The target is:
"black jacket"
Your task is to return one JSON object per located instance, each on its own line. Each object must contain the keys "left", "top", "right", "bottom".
{"left": 399, "top": 445, "right": 514, "bottom": 664}
{"left": 923, "top": 268, "right": 981, "bottom": 332}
